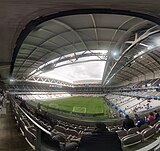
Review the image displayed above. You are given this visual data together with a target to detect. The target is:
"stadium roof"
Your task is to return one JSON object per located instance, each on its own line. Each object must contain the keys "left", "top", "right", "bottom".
{"left": 0, "top": 1, "right": 160, "bottom": 86}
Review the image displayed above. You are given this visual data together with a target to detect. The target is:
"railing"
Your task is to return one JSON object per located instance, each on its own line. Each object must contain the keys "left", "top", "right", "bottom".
{"left": 106, "top": 99, "right": 128, "bottom": 116}
{"left": 9, "top": 95, "right": 52, "bottom": 151}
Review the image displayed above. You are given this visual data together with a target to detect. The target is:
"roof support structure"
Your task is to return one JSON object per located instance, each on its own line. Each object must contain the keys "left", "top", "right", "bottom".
{"left": 118, "top": 69, "right": 139, "bottom": 82}
{"left": 115, "top": 74, "right": 132, "bottom": 81}
{"left": 135, "top": 60, "right": 155, "bottom": 79}
{"left": 26, "top": 76, "right": 73, "bottom": 87}
{"left": 102, "top": 25, "right": 160, "bottom": 85}
{"left": 129, "top": 66, "right": 146, "bottom": 81}
{"left": 148, "top": 53, "right": 160, "bottom": 70}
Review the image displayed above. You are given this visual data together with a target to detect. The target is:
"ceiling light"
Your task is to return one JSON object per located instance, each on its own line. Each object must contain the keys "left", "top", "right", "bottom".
{"left": 133, "top": 55, "right": 137, "bottom": 59}
{"left": 139, "top": 51, "right": 144, "bottom": 55}
{"left": 113, "top": 52, "right": 117, "bottom": 56}
{"left": 9, "top": 78, "right": 15, "bottom": 83}
{"left": 134, "top": 51, "right": 144, "bottom": 59}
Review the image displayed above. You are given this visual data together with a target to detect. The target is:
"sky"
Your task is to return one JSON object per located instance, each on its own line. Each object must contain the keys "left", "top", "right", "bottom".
{"left": 40, "top": 61, "right": 106, "bottom": 83}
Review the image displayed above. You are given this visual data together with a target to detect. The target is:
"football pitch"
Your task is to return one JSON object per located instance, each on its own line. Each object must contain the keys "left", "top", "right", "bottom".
{"left": 39, "top": 96, "right": 106, "bottom": 114}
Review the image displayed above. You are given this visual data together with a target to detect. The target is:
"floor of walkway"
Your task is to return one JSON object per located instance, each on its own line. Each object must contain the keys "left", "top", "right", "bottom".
{"left": 0, "top": 103, "right": 33, "bottom": 151}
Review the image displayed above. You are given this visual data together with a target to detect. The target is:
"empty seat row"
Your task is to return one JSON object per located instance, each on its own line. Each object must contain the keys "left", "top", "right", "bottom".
{"left": 12, "top": 104, "right": 36, "bottom": 150}
{"left": 121, "top": 122, "right": 160, "bottom": 147}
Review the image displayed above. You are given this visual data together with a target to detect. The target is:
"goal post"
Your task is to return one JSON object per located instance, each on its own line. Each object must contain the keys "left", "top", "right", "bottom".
{"left": 72, "top": 106, "right": 86, "bottom": 113}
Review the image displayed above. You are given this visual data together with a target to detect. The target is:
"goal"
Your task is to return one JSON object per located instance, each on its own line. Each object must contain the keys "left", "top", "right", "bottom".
{"left": 72, "top": 106, "right": 86, "bottom": 113}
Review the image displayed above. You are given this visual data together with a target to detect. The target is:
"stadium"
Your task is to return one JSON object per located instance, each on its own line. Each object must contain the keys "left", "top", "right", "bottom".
{"left": 0, "top": 1, "right": 160, "bottom": 151}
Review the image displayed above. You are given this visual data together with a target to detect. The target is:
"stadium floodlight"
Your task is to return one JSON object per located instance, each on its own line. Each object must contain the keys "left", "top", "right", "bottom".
{"left": 9, "top": 77, "right": 15, "bottom": 83}
{"left": 113, "top": 52, "right": 117, "bottom": 56}
{"left": 139, "top": 51, "right": 144, "bottom": 55}
{"left": 112, "top": 50, "right": 119, "bottom": 60}
{"left": 134, "top": 51, "right": 144, "bottom": 59}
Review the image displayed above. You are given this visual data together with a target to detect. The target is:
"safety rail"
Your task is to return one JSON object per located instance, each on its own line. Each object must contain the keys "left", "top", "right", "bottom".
{"left": 9, "top": 95, "right": 53, "bottom": 151}
{"left": 10, "top": 95, "right": 51, "bottom": 135}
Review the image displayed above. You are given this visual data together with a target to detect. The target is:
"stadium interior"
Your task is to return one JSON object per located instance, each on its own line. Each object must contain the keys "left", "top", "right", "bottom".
{"left": 0, "top": 1, "right": 160, "bottom": 151}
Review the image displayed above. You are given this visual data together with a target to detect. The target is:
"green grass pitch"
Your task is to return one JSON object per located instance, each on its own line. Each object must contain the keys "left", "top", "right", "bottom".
{"left": 39, "top": 96, "right": 106, "bottom": 114}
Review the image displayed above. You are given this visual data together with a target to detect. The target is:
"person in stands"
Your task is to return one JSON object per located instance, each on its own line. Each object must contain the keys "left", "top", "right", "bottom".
{"left": 146, "top": 112, "right": 154, "bottom": 124}
{"left": 123, "top": 115, "right": 135, "bottom": 130}
{"left": 20, "top": 100, "right": 29, "bottom": 111}
{"left": 79, "top": 122, "right": 122, "bottom": 151}
{"left": 153, "top": 110, "right": 160, "bottom": 121}
{"left": 134, "top": 114, "right": 145, "bottom": 127}
{"left": 65, "top": 122, "right": 122, "bottom": 151}
{"left": 37, "top": 102, "right": 41, "bottom": 110}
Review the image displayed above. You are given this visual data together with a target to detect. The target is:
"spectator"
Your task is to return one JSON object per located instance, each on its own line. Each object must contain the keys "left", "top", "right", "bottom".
{"left": 134, "top": 114, "right": 145, "bottom": 127}
{"left": 37, "top": 102, "right": 41, "bottom": 110}
{"left": 35, "top": 109, "right": 42, "bottom": 119}
{"left": 123, "top": 115, "right": 135, "bottom": 130}
{"left": 79, "top": 123, "right": 122, "bottom": 151}
{"left": 153, "top": 110, "right": 160, "bottom": 121}
{"left": 20, "top": 100, "right": 29, "bottom": 111}
{"left": 65, "top": 122, "right": 122, "bottom": 151}
{"left": 146, "top": 112, "right": 154, "bottom": 123}
{"left": 146, "top": 103, "right": 150, "bottom": 110}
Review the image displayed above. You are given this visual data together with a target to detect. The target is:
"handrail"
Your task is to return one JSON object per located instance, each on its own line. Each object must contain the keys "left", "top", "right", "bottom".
{"left": 106, "top": 99, "right": 127, "bottom": 116}
{"left": 11, "top": 96, "right": 51, "bottom": 136}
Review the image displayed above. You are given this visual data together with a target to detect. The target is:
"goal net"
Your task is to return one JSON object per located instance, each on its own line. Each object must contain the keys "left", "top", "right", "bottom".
{"left": 72, "top": 106, "right": 86, "bottom": 113}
